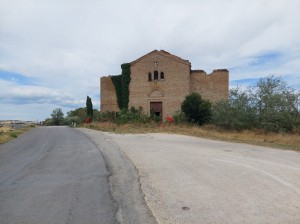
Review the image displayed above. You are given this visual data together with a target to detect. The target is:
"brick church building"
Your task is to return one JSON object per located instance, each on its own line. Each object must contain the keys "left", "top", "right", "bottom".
{"left": 100, "top": 50, "right": 229, "bottom": 118}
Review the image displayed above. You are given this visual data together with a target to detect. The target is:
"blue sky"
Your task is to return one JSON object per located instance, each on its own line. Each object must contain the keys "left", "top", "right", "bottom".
{"left": 0, "top": 0, "right": 299, "bottom": 121}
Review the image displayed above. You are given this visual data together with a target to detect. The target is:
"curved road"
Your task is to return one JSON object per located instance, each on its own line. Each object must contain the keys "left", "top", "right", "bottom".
{"left": 2, "top": 127, "right": 299, "bottom": 224}
{"left": 104, "top": 132, "right": 300, "bottom": 224}
{"left": 0, "top": 127, "right": 117, "bottom": 224}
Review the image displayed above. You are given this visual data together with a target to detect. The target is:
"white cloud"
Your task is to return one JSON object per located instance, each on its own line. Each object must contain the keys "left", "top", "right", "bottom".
{"left": 0, "top": 79, "right": 83, "bottom": 107}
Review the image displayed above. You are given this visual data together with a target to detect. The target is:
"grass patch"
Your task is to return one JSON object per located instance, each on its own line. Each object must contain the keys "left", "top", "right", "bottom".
{"left": 0, "top": 126, "right": 33, "bottom": 144}
{"left": 9, "top": 132, "right": 18, "bottom": 138}
{"left": 83, "top": 122, "right": 300, "bottom": 152}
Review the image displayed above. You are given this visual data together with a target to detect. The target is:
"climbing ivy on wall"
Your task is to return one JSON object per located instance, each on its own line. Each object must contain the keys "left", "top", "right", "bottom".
{"left": 111, "top": 75, "right": 123, "bottom": 109}
{"left": 111, "top": 63, "right": 131, "bottom": 110}
{"left": 121, "top": 63, "right": 131, "bottom": 110}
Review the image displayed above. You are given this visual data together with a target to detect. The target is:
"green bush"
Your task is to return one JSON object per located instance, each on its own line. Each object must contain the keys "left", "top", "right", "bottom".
{"left": 93, "top": 111, "right": 116, "bottom": 122}
{"left": 212, "top": 76, "right": 300, "bottom": 133}
{"left": 9, "top": 132, "right": 17, "bottom": 138}
{"left": 149, "top": 110, "right": 162, "bottom": 123}
{"left": 212, "top": 88, "right": 256, "bottom": 130}
{"left": 67, "top": 107, "right": 87, "bottom": 122}
{"left": 63, "top": 116, "right": 81, "bottom": 126}
{"left": 44, "top": 118, "right": 54, "bottom": 126}
{"left": 181, "top": 93, "right": 212, "bottom": 125}
{"left": 172, "top": 110, "right": 186, "bottom": 124}
{"left": 116, "top": 107, "right": 151, "bottom": 124}
{"left": 253, "top": 76, "right": 299, "bottom": 132}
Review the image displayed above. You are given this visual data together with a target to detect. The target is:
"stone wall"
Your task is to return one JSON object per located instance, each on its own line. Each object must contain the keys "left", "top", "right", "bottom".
{"left": 100, "top": 76, "right": 119, "bottom": 112}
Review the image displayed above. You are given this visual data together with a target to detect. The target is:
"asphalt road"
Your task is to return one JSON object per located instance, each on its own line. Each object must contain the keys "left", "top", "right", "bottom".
{"left": 0, "top": 126, "right": 118, "bottom": 224}
{"left": 106, "top": 132, "right": 300, "bottom": 224}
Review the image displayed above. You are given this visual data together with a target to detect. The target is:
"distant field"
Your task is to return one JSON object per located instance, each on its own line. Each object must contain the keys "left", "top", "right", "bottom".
{"left": 84, "top": 122, "right": 300, "bottom": 152}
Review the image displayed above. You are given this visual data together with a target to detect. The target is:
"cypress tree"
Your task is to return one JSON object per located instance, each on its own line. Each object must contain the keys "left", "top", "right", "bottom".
{"left": 86, "top": 96, "right": 93, "bottom": 120}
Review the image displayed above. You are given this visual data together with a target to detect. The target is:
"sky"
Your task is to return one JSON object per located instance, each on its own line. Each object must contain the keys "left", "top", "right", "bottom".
{"left": 1, "top": 0, "right": 299, "bottom": 121}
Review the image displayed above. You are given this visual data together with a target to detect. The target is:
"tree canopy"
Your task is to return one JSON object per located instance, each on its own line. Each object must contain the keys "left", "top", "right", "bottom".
{"left": 51, "top": 108, "right": 64, "bottom": 125}
{"left": 212, "top": 76, "right": 300, "bottom": 132}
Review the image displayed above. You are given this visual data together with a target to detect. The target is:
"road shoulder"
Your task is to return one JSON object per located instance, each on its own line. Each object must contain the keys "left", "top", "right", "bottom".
{"left": 79, "top": 128, "right": 157, "bottom": 224}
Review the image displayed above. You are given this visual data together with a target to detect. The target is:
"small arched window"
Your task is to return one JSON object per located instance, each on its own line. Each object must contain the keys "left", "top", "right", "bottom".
{"left": 160, "top": 72, "right": 164, "bottom": 80}
{"left": 148, "top": 72, "right": 152, "bottom": 81}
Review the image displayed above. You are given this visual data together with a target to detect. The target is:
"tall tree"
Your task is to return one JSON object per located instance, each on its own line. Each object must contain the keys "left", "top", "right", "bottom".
{"left": 253, "top": 76, "right": 299, "bottom": 132}
{"left": 86, "top": 96, "right": 93, "bottom": 120}
{"left": 51, "top": 108, "right": 64, "bottom": 125}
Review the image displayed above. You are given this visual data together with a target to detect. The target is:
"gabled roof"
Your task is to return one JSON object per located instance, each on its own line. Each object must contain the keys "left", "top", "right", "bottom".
{"left": 130, "top": 50, "right": 191, "bottom": 66}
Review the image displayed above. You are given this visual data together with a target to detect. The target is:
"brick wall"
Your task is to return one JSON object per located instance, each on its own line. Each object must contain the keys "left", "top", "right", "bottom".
{"left": 190, "top": 69, "right": 229, "bottom": 102}
{"left": 129, "top": 51, "right": 190, "bottom": 118}
{"left": 100, "top": 76, "right": 119, "bottom": 112}
{"left": 100, "top": 50, "right": 229, "bottom": 119}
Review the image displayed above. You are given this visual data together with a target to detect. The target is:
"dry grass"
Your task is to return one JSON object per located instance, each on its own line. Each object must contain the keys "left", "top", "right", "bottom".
{"left": 84, "top": 122, "right": 300, "bottom": 152}
{"left": 0, "top": 126, "right": 14, "bottom": 133}
{"left": 0, "top": 126, "right": 33, "bottom": 144}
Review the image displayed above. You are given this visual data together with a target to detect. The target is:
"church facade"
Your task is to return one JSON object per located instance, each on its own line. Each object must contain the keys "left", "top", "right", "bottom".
{"left": 100, "top": 50, "right": 229, "bottom": 118}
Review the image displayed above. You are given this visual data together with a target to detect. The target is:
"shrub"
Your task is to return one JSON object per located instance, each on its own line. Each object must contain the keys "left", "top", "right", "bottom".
{"left": 181, "top": 93, "right": 212, "bottom": 125}
{"left": 150, "top": 110, "right": 162, "bottom": 123}
{"left": 44, "top": 118, "right": 54, "bottom": 126}
{"left": 212, "top": 76, "right": 300, "bottom": 133}
{"left": 212, "top": 88, "right": 256, "bottom": 130}
{"left": 165, "top": 117, "right": 175, "bottom": 123}
{"left": 67, "top": 107, "right": 87, "bottom": 122}
{"left": 253, "top": 76, "right": 300, "bottom": 132}
{"left": 95, "top": 111, "right": 116, "bottom": 122}
{"left": 9, "top": 132, "right": 17, "bottom": 138}
{"left": 116, "top": 107, "right": 151, "bottom": 124}
{"left": 172, "top": 110, "right": 186, "bottom": 124}
{"left": 63, "top": 116, "right": 81, "bottom": 126}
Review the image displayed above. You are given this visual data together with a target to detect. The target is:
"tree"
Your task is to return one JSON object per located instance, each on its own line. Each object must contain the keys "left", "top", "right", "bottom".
{"left": 86, "top": 96, "right": 93, "bottom": 120}
{"left": 212, "top": 88, "right": 256, "bottom": 130}
{"left": 253, "top": 76, "right": 299, "bottom": 132}
{"left": 67, "top": 107, "right": 87, "bottom": 122}
{"left": 212, "top": 76, "right": 300, "bottom": 132}
{"left": 181, "top": 93, "right": 212, "bottom": 125}
{"left": 51, "top": 108, "right": 64, "bottom": 125}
